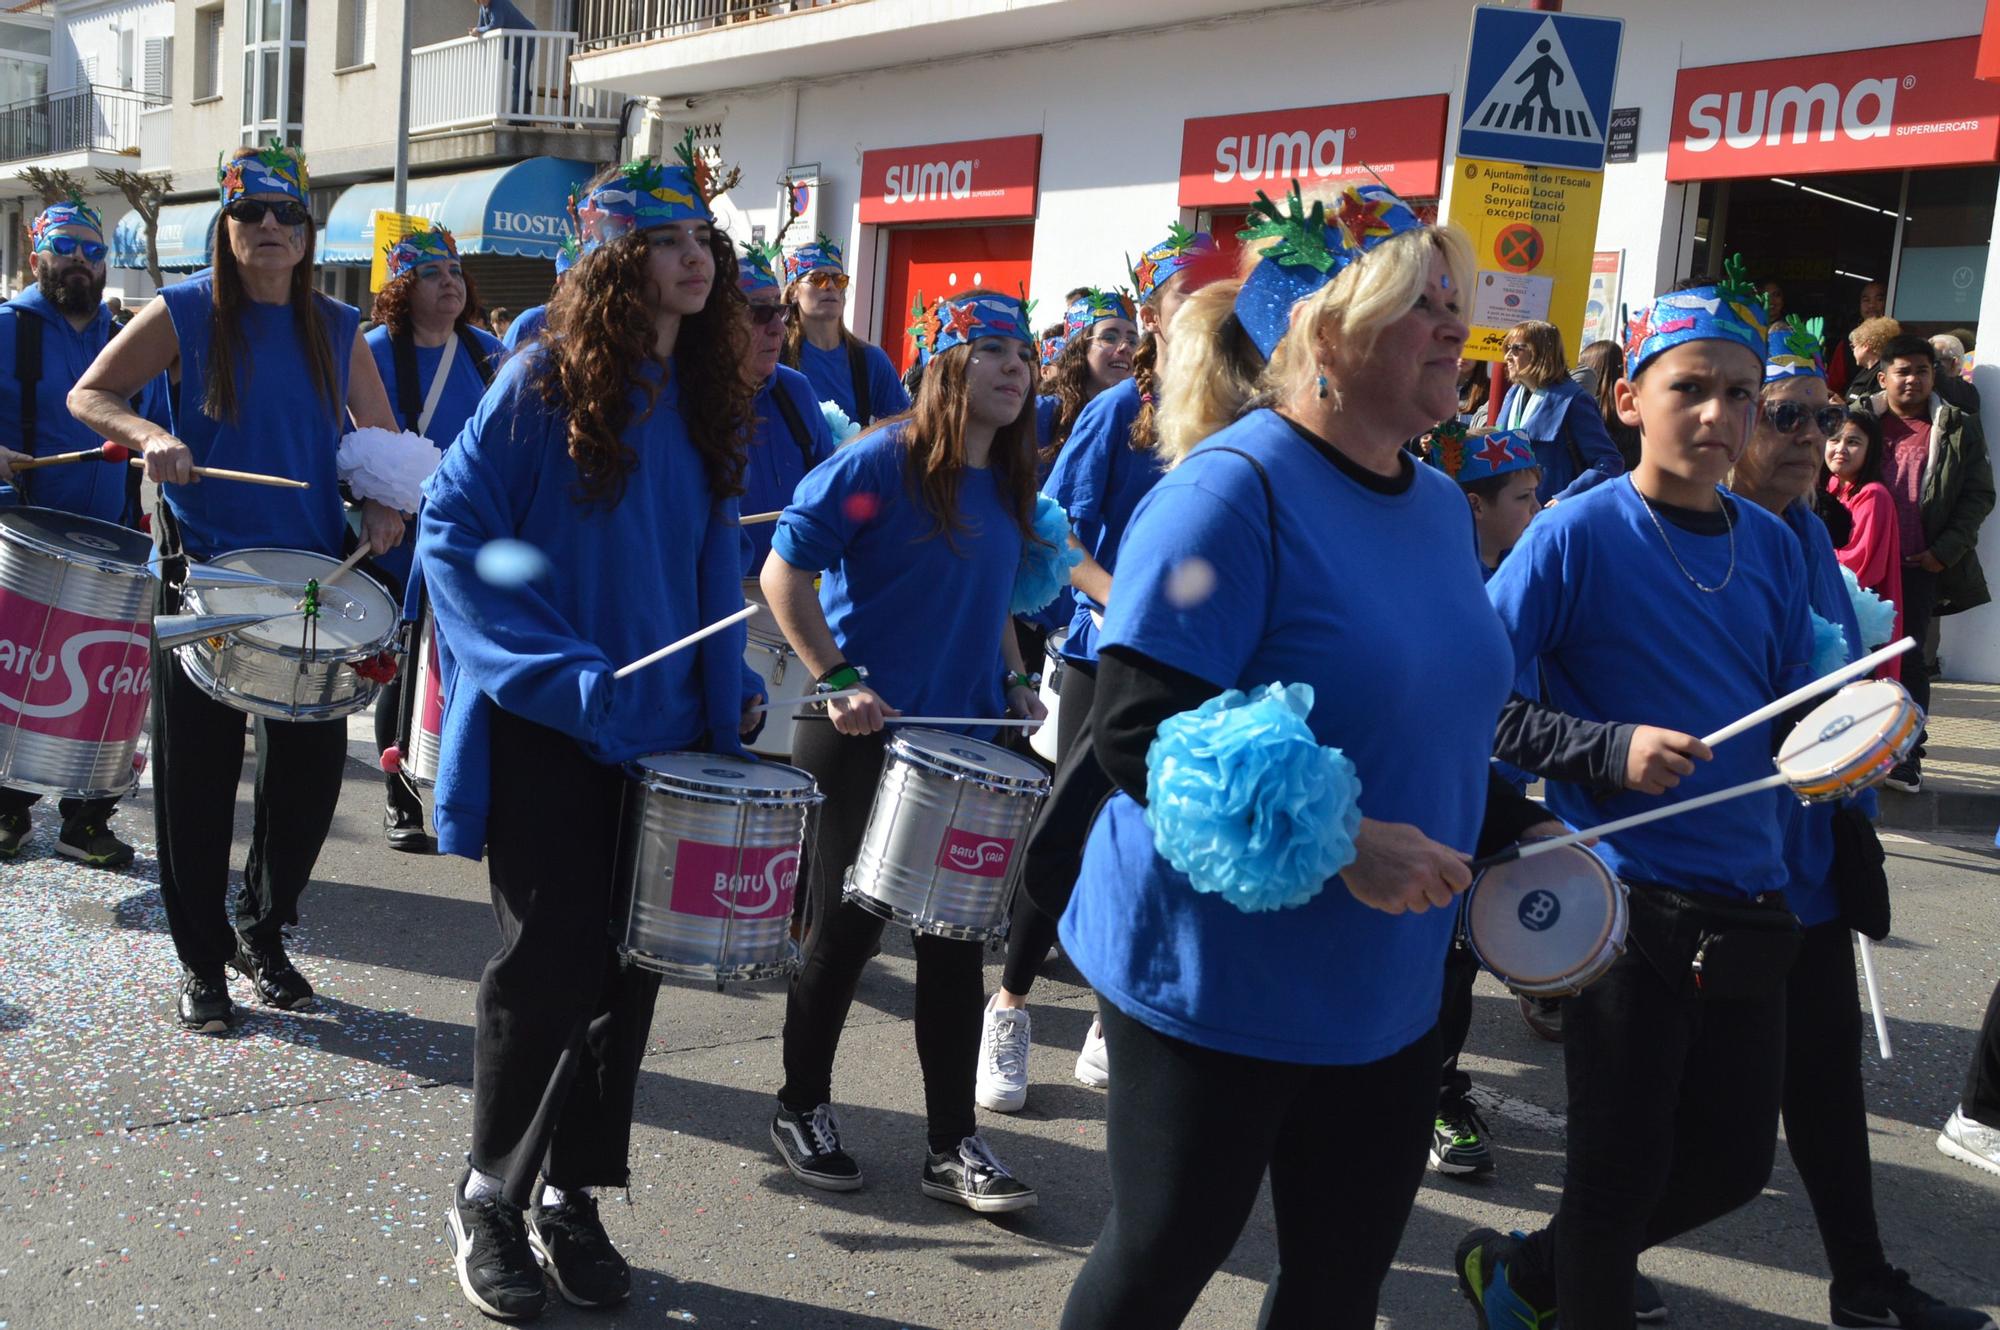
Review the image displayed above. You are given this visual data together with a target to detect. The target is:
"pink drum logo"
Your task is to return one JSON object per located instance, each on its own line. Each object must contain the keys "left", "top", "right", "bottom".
{"left": 669, "top": 841, "right": 800, "bottom": 920}
{"left": 418, "top": 631, "right": 444, "bottom": 738}
{"left": 0, "top": 587, "right": 150, "bottom": 742}
{"left": 936, "top": 827, "right": 1015, "bottom": 879}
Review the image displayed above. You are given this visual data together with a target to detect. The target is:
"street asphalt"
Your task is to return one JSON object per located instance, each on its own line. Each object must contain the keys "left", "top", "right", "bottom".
{"left": 2, "top": 728, "right": 1996, "bottom": 1329}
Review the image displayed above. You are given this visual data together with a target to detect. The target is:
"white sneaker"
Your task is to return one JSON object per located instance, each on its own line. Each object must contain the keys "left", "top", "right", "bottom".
{"left": 1074, "top": 1017, "right": 1109, "bottom": 1088}
{"left": 1938, "top": 1105, "right": 2000, "bottom": 1177}
{"left": 974, "top": 996, "right": 1032, "bottom": 1113}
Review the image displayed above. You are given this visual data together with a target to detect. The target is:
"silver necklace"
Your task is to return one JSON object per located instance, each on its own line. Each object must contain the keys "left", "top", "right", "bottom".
{"left": 1631, "top": 475, "right": 1735, "bottom": 593}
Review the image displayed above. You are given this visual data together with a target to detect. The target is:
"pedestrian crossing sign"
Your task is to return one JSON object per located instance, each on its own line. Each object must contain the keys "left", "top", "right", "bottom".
{"left": 1458, "top": 7, "right": 1624, "bottom": 172}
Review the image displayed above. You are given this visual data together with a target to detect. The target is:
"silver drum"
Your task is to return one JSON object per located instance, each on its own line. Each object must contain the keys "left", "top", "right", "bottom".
{"left": 0, "top": 507, "right": 155, "bottom": 799}
{"left": 613, "top": 752, "right": 822, "bottom": 985}
{"left": 1029, "top": 628, "right": 1067, "bottom": 763}
{"left": 844, "top": 728, "right": 1051, "bottom": 941}
{"left": 743, "top": 623, "right": 804, "bottom": 758}
{"left": 176, "top": 548, "right": 399, "bottom": 721}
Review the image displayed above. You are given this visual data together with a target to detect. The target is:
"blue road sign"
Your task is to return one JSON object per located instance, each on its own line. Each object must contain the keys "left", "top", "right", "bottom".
{"left": 1459, "top": 6, "right": 1624, "bottom": 172}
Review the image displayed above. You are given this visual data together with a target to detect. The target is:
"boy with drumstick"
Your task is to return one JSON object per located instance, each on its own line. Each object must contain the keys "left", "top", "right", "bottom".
{"left": 1454, "top": 268, "right": 1819, "bottom": 1329}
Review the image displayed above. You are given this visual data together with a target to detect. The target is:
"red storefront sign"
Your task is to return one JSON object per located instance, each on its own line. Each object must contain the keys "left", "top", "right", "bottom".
{"left": 1981, "top": 0, "right": 2000, "bottom": 83}
{"left": 858, "top": 135, "right": 1041, "bottom": 224}
{"left": 1178, "top": 94, "right": 1449, "bottom": 207}
{"left": 1667, "top": 37, "right": 2000, "bottom": 181}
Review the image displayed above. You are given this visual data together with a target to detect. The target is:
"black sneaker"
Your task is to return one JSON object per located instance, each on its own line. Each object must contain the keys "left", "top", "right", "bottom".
{"left": 56, "top": 818, "right": 135, "bottom": 869}
{"left": 177, "top": 967, "right": 235, "bottom": 1034}
{"left": 0, "top": 809, "right": 27, "bottom": 860}
{"left": 526, "top": 1191, "right": 630, "bottom": 1308}
{"left": 1518, "top": 993, "right": 1565, "bottom": 1043}
{"left": 448, "top": 1174, "right": 547, "bottom": 1321}
{"left": 1431, "top": 1103, "right": 1496, "bottom": 1176}
{"left": 1455, "top": 1226, "right": 1555, "bottom": 1329}
{"left": 229, "top": 932, "right": 315, "bottom": 1010}
{"left": 1634, "top": 1272, "right": 1667, "bottom": 1323}
{"left": 1831, "top": 1267, "right": 1997, "bottom": 1329}
{"left": 921, "top": 1135, "right": 1038, "bottom": 1214}
{"left": 771, "top": 1104, "right": 863, "bottom": 1191}
{"left": 384, "top": 775, "right": 434, "bottom": 855}
{"left": 1883, "top": 760, "right": 1922, "bottom": 794}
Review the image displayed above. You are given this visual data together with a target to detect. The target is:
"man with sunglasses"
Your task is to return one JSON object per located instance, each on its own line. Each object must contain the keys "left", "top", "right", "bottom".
{"left": 0, "top": 197, "right": 171, "bottom": 868}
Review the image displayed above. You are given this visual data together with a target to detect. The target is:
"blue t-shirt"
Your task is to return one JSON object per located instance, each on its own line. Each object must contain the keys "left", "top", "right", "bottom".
{"left": 365, "top": 323, "right": 504, "bottom": 592}
{"left": 417, "top": 350, "right": 753, "bottom": 859}
{"left": 793, "top": 337, "right": 909, "bottom": 427}
{"left": 770, "top": 423, "right": 1021, "bottom": 737}
{"left": 1778, "top": 499, "right": 1876, "bottom": 928}
{"left": 1045, "top": 379, "right": 1163, "bottom": 664}
{"left": 742, "top": 365, "right": 835, "bottom": 576}
{"left": 1034, "top": 395, "right": 1060, "bottom": 459}
{"left": 1059, "top": 411, "right": 1514, "bottom": 1065}
{"left": 1487, "top": 478, "right": 1816, "bottom": 900}
{"left": 475, "top": 0, "right": 534, "bottom": 30}
{"left": 501, "top": 305, "right": 547, "bottom": 356}
{"left": 159, "top": 276, "right": 358, "bottom": 558}
{"left": 0, "top": 289, "right": 171, "bottom": 524}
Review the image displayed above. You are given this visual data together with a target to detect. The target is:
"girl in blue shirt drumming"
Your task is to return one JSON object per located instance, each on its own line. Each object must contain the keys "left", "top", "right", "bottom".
{"left": 761, "top": 290, "right": 1049, "bottom": 1216}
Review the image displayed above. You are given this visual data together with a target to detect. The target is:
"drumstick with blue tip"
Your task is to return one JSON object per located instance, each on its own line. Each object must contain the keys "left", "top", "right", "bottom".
{"left": 614, "top": 604, "right": 760, "bottom": 680}
{"left": 1468, "top": 771, "right": 1793, "bottom": 872}
{"left": 1699, "top": 637, "right": 1916, "bottom": 747}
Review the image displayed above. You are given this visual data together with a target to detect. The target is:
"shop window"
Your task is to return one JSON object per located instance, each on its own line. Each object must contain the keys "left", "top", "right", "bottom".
{"left": 242, "top": 0, "right": 304, "bottom": 145}
{"left": 1892, "top": 166, "right": 1997, "bottom": 340}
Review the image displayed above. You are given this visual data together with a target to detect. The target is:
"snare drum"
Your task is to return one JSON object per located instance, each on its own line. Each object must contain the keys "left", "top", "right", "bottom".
{"left": 0, "top": 507, "right": 155, "bottom": 799}
{"left": 1029, "top": 629, "right": 1067, "bottom": 763}
{"left": 1776, "top": 678, "right": 1922, "bottom": 802}
{"left": 744, "top": 626, "right": 804, "bottom": 758}
{"left": 844, "top": 728, "right": 1051, "bottom": 941}
{"left": 1465, "top": 842, "right": 1629, "bottom": 997}
{"left": 176, "top": 548, "right": 400, "bottom": 721}
{"left": 401, "top": 601, "right": 445, "bottom": 787}
{"left": 612, "top": 752, "right": 822, "bottom": 984}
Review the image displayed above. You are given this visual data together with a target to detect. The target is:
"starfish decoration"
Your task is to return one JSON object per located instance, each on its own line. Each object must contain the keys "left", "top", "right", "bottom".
{"left": 1129, "top": 252, "right": 1159, "bottom": 296}
{"left": 943, "top": 301, "right": 980, "bottom": 339}
{"left": 1239, "top": 184, "right": 1335, "bottom": 273}
{"left": 1475, "top": 434, "right": 1519, "bottom": 469}
{"left": 1331, "top": 187, "right": 1395, "bottom": 251}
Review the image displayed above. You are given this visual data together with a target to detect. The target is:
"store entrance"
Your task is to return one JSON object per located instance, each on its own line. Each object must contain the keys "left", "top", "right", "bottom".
{"left": 879, "top": 224, "right": 1036, "bottom": 372}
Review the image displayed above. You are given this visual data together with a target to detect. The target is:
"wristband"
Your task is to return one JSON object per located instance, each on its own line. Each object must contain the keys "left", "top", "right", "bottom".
{"left": 817, "top": 662, "right": 865, "bottom": 693}
{"left": 1005, "top": 671, "right": 1041, "bottom": 692}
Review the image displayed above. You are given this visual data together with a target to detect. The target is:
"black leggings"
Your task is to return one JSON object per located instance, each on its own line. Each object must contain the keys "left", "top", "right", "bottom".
{"left": 1964, "top": 971, "right": 2000, "bottom": 1130}
{"left": 1000, "top": 661, "right": 1099, "bottom": 997}
{"left": 1438, "top": 929, "right": 1481, "bottom": 1109}
{"left": 1061, "top": 1001, "right": 1438, "bottom": 1330}
{"left": 778, "top": 715, "right": 985, "bottom": 1153}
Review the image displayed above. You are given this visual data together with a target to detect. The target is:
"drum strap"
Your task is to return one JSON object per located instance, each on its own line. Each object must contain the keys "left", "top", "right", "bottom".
{"left": 845, "top": 337, "right": 872, "bottom": 428}
{"left": 391, "top": 332, "right": 422, "bottom": 432}
{"left": 14, "top": 310, "right": 41, "bottom": 471}
{"left": 768, "top": 380, "right": 817, "bottom": 469}
{"left": 391, "top": 577, "right": 427, "bottom": 782}
{"left": 1200, "top": 445, "right": 1280, "bottom": 603}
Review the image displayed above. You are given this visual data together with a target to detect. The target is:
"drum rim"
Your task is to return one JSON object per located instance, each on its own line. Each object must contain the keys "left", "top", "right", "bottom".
{"left": 0, "top": 505, "right": 156, "bottom": 576}
{"left": 172, "top": 648, "right": 381, "bottom": 721}
{"left": 625, "top": 751, "right": 823, "bottom": 801}
{"left": 183, "top": 546, "right": 400, "bottom": 659}
{"left": 1465, "top": 844, "right": 1623, "bottom": 988}
{"left": 843, "top": 880, "right": 1011, "bottom": 942}
{"left": 1776, "top": 681, "right": 1917, "bottom": 774}
{"left": 889, "top": 726, "right": 1051, "bottom": 791}
{"left": 617, "top": 944, "right": 800, "bottom": 985}
{"left": 1780, "top": 705, "right": 1920, "bottom": 793}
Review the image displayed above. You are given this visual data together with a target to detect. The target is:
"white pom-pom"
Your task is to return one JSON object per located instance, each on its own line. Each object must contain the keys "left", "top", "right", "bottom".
{"left": 337, "top": 427, "right": 441, "bottom": 514}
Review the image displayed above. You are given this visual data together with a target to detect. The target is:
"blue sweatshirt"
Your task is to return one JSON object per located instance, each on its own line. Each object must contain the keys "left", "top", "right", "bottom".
{"left": 0, "top": 287, "right": 170, "bottom": 523}
{"left": 794, "top": 337, "right": 908, "bottom": 426}
{"left": 159, "top": 275, "right": 358, "bottom": 558}
{"left": 1496, "top": 377, "right": 1626, "bottom": 503}
{"left": 742, "top": 365, "right": 835, "bottom": 576}
{"left": 1044, "top": 379, "right": 1163, "bottom": 664}
{"left": 1487, "top": 478, "right": 1816, "bottom": 900}
{"left": 770, "top": 422, "right": 1022, "bottom": 737}
{"left": 1061, "top": 411, "right": 1513, "bottom": 1065}
{"left": 501, "top": 305, "right": 547, "bottom": 356}
{"left": 416, "top": 350, "right": 751, "bottom": 859}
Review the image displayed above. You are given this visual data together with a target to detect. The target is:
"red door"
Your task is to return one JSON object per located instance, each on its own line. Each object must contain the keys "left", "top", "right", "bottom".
{"left": 879, "top": 224, "right": 1036, "bottom": 372}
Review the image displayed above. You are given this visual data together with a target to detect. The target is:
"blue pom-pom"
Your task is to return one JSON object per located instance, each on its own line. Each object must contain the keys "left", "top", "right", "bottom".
{"left": 819, "top": 400, "right": 862, "bottom": 447}
{"left": 1011, "top": 492, "right": 1084, "bottom": 615}
{"left": 1810, "top": 608, "right": 1853, "bottom": 678}
{"left": 1840, "top": 565, "right": 1897, "bottom": 650}
{"left": 1143, "top": 682, "right": 1363, "bottom": 914}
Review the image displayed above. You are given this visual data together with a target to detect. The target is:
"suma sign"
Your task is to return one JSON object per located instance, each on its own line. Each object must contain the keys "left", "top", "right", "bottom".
{"left": 859, "top": 135, "right": 1041, "bottom": 224}
{"left": 1178, "top": 94, "right": 1449, "bottom": 207}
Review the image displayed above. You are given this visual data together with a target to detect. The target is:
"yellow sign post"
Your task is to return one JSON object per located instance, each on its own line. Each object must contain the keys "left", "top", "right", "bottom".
{"left": 368, "top": 210, "right": 431, "bottom": 293}
{"left": 1447, "top": 156, "right": 1605, "bottom": 362}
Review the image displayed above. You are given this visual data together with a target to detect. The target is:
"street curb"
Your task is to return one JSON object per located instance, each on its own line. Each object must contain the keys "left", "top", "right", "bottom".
{"left": 1877, "top": 786, "right": 2000, "bottom": 834}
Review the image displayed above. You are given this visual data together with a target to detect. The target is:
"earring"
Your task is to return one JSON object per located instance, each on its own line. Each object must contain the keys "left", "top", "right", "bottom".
{"left": 1316, "top": 372, "right": 1329, "bottom": 400}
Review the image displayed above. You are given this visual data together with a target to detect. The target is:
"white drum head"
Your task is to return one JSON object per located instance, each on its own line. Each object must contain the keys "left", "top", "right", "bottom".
{"left": 893, "top": 727, "right": 1047, "bottom": 789}
{"left": 1777, "top": 679, "right": 1915, "bottom": 782}
{"left": 199, "top": 549, "right": 396, "bottom": 651}
{"left": 1467, "top": 844, "right": 1619, "bottom": 989}
{"left": 632, "top": 751, "right": 817, "bottom": 799}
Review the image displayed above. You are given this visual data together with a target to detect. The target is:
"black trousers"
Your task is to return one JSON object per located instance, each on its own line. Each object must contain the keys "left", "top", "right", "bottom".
{"left": 1060, "top": 1001, "right": 1439, "bottom": 1330}
{"left": 1512, "top": 891, "right": 1788, "bottom": 1327}
{"left": 1962, "top": 971, "right": 2000, "bottom": 1130}
{"left": 1001, "top": 660, "right": 1099, "bottom": 997}
{"left": 1438, "top": 929, "right": 1481, "bottom": 1110}
{"left": 151, "top": 616, "right": 348, "bottom": 974}
{"left": 778, "top": 715, "right": 985, "bottom": 1153}
{"left": 1782, "top": 921, "right": 1889, "bottom": 1293}
{"left": 470, "top": 707, "right": 661, "bottom": 1196}
{"left": 1900, "top": 565, "right": 1937, "bottom": 758}
{"left": 0, "top": 786, "right": 118, "bottom": 826}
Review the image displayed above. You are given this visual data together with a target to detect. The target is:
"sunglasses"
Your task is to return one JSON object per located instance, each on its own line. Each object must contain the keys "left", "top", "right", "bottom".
{"left": 746, "top": 303, "right": 788, "bottom": 326}
{"left": 802, "top": 270, "right": 850, "bottom": 291}
{"left": 224, "top": 198, "right": 311, "bottom": 227}
{"left": 39, "top": 235, "right": 107, "bottom": 262}
{"left": 1763, "top": 401, "right": 1846, "bottom": 436}
{"left": 1501, "top": 344, "right": 1530, "bottom": 358}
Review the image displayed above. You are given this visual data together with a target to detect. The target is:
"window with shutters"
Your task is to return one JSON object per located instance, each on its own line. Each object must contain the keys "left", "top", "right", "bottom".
{"left": 144, "top": 37, "right": 172, "bottom": 101}
{"left": 195, "top": 6, "right": 223, "bottom": 100}
{"left": 337, "top": 0, "right": 374, "bottom": 68}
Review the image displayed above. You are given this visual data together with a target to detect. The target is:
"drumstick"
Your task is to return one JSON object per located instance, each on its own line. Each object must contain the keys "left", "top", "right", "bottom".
{"left": 1700, "top": 637, "right": 1917, "bottom": 748}
{"left": 8, "top": 446, "right": 113, "bottom": 470}
{"left": 326, "top": 544, "right": 372, "bottom": 584}
{"left": 128, "top": 457, "right": 312, "bottom": 490}
{"left": 1857, "top": 933, "right": 1893, "bottom": 1059}
{"left": 1470, "top": 772, "right": 1791, "bottom": 871}
{"left": 614, "top": 604, "right": 759, "bottom": 680}
{"left": 749, "top": 687, "right": 862, "bottom": 713}
{"left": 883, "top": 716, "right": 1042, "bottom": 728}
{"left": 739, "top": 510, "right": 784, "bottom": 525}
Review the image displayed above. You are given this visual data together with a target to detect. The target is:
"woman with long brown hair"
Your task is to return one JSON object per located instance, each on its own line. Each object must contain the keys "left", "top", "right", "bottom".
{"left": 364, "top": 223, "right": 503, "bottom": 852}
{"left": 780, "top": 235, "right": 909, "bottom": 427}
{"left": 415, "top": 156, "right": 760, "bottom": 1320}
{"left": 761, "top": 289, "right": 1049, "bottom": 1215}
{"left": 1494, "top": 318, "right": 1625, "bottom": 502}
{"left": 1578, "top": 336, "right": 1640, "bottom": 470}
{"left": 1035, "top": 287, "right": 1137, "bottom": 467}
{"left": 69, "top": 141, "right": 402, "bottom": 1035}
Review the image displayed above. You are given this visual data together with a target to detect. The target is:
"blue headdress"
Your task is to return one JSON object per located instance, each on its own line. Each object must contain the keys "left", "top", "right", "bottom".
{"left": 738, "top": 239, "right": 783, "bottom": 295}
{"left": 1233, "top": 182, "right": 1423, "bottom": 360}
{"left": 1765, "top": 316, "right": 1828, "bottom": 383}
{"left": 384, "top": 224, "right": 460, "bottom": 281}
{"left": 1425, "top": 424, "right": 1539, "bottom": 486}
{"left": 1128, "top": 224, "right": 1216, "bottom": 306}
{"left": 913, "top": 291, "right": 1035, "bottom": 365}
{"left": 218, "top": 140, "right": 309, "bottom": 206}
{"left": 572, "top": 156, "right": 710, "bottom": 257}
{"left": 1624, "top": 255, "right": 1770, "bottom": 380}
{"left": 785, "top": 234, "right": 844, "bottom": 283}
{"left": 1062, "top": 288, "right": 1136, "bottom": 340}
{"left": 31, "top": 197, "right": 103, "bottom": 248}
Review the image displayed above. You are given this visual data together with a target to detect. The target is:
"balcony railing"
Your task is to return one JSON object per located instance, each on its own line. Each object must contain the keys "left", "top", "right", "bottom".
{"left": 0, "top": 84, "right": 164, "bottom": 167}
{"left": 577, "top": 0, "right": 849, "bottom": 52}
{"left": 410, "top": 30, "right": 620, "bottom": 135}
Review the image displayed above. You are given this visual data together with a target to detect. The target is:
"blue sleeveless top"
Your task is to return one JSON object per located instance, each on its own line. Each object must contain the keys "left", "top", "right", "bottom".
{"left": 160, "top": 274, "right": 358, "bottom": 559}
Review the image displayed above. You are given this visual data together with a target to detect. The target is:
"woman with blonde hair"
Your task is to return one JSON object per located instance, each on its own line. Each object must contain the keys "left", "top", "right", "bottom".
{"left": 1054, "top": 184, "right": 1552, "bottom": 1329}
{"left": 1494, "top": 317, "right": 1625, "bottom": 501}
